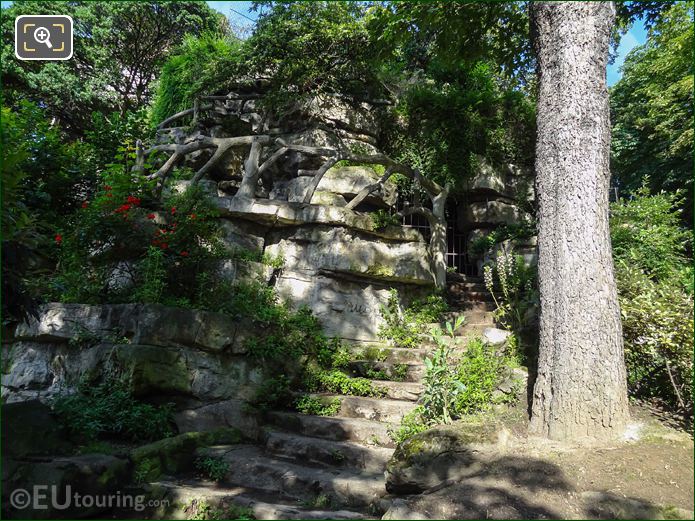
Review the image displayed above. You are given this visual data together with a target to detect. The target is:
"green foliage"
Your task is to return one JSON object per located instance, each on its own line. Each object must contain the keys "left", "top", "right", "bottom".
{"left": 483, "top": 250, "right": 538, "bottom": 333}
{"left": 454, "top": 338, "right": 508, "bottom": 414}
{"left": 251, "top": 376, "right": 291, "bottom": 411}
{"left": 421, "top": 317, "right": 467, "bottom": 424}
{"left": 378, "top": 290, "right": 448, "bottom": 348}
{"left": 388, "top": 406, "right": 429, "bottom": 445}
{"left": 384, "top": 64, "right": 536, "bottom": 188}
{"left": 246, "top": 1, "right": 383, "bottom": 110}
{"left": 151, "top": 34, "right": 243, "bottom": 124}
{"left": 50, "top": 182, "right": 226, "bottom": 306}
{"left": 610, "top": 185, "right": 691, "bottom": 286}
{"left": 610, "top": 188, "right": 693, "bottom": 412}
{"left": 370, "top": 210, "right": 401, "bottom": 230}
{"left": 610, "top": 3, "right": 694, "bottom": 220}
{"left": 390, "top": 318, "right": 517, "bottom": 442}
{"left": 230, "top": 247, "right": 284, "bottom": 269}
{"left": 294, "top": 395, "right": 341, "bottom": 417}
{"left": 2, "top": 1, "right": 228, "bottom": 133}
{"left": 52, "top": 379, "right": 174, "bottom": 443}
{"left": 303, "top": 367, "right": 386, "bottom": 398}
{"left": 195, "top": 456, "right": 229, "bottom": 482}
{"left": 469, "top": 221, "right": 537, "bottom": 256}
{"left": 184, "top": 499, "right": 255, "bottom": 521}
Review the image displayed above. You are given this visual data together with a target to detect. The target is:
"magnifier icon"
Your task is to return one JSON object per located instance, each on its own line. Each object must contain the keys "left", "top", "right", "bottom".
{"left": 34, "top": 26, "right": 52, "bottom": 49}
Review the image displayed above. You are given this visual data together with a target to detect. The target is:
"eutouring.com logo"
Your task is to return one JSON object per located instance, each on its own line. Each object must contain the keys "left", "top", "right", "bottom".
{"left": 9, "top": 485, "right": 168, "bottom": 512}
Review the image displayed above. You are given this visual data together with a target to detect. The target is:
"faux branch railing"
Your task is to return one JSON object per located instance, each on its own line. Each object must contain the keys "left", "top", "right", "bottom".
{"left": 136, "top": 101, "right": 450, "bottom": 287}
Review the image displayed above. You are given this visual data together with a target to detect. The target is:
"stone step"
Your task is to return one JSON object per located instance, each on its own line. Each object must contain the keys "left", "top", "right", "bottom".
{"left": 348, "top": 360, "right": 424, "bottom": 382}
{"left": 153, "top": 479, "right": 368, "bottom": 520}
{"left": 447, "top": 291, "right": 494, "bottom": 303}
{"left": 263, "top": 430, "right": 394, "bottom": 473}
{"left": 371, "top": 380, "right": 422, "bottom": 401}
{"left": 440, "top": 310, "right": 496, "bottom": 326}
{"left": 322, "top": 394, "right": 418, "bottom": 424}
{"left": 347, "top": 345, "right": 429, "bottom": 364}
{"left": 448, "top": 300, "right": 496, "bottom": 312}
{"left": 447, "top": 281, "right": 487, "bottom": 292}
{"left": 266, "top": 411, "right": 395, "bottom": 448}
{"left": 197, "top": 445, "right": 387, "bottom": 509}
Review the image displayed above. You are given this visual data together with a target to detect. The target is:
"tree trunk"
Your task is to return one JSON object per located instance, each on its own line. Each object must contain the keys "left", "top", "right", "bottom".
{"left": 529, "top": 1, "right": 629, "bottom": 441}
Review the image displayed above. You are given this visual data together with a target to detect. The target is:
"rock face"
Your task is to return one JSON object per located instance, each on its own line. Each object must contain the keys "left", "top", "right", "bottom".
{"left": 2, "top": 304, "right": 266, "bottom": 436}
{"left": 385, "top": 422, "right": 500, "bottom": 494}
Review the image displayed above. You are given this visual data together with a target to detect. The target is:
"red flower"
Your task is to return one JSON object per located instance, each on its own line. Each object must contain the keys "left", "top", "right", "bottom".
{"left": 54, "top": 233, "right": 63, "bottom": 244}
{"left": 106, "top": 193, "right": 113, "bottom": 198}
{"left": 81, "top": 201, "right": 88, "bottom": 209}
{"left": 147, "top": 213, "right": 156, "bottom": 220}
{"left": 180, "top": 251, "right": 189, "bottom": 257}
{"left": 189, "top": 213, "right": 197, "bottom": 220}
{"left": 160, "top": 243, "right": 168, "bottom": 250}
{"left": 104, "top": 185, "right": 112, "bottom": 191}
{"left": 114, "top": 204, "right": 132, "bottom": 214}
{"left": 126, "top": 195, "right": 141, "bottom": 206}
{"left": 170, "top": 207, "right": 177, "bottom": 215}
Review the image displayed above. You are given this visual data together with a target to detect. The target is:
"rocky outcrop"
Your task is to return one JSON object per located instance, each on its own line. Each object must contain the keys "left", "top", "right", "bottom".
{"left": 385, "top": 422, "right": 501, "bottom": 494}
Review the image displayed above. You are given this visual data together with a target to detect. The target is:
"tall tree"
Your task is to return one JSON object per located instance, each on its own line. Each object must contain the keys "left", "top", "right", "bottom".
{"left": 1, "top": 1, "right": 228, "bottom": 134}
{"left": 529, "top": 2, "right": 630, "bottom": 441}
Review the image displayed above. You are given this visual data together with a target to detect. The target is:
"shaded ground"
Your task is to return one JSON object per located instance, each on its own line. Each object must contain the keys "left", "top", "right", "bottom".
{"left": 387, "top": 403, "right": 693, "bottom": 520}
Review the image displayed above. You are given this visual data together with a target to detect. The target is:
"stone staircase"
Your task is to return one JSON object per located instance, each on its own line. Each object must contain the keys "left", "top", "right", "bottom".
{"left": 154, "top": 280, "right": 495, "bottom": 520}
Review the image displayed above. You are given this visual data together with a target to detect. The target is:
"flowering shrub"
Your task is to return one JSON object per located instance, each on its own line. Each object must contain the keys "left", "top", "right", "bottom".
{"left": 49, "top": 169, "right": 225, "bottom": 306}
{"left": 483, "top": 248, "right": 538, "bottom": 333}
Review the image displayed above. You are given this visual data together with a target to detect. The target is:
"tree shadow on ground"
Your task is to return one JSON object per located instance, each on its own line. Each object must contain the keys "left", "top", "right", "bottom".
{"left": 389, "top": 451, "right": 668, "bottom": 520}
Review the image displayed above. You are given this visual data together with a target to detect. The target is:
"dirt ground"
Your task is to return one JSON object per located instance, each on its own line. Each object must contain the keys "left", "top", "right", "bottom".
{"left": 389, "top": 403, "right": 693, "bottom": 520}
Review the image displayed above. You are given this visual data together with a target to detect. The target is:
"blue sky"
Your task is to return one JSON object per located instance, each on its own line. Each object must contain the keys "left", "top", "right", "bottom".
{"left": 2, "top": 0, "right": 647, "bottom": 86}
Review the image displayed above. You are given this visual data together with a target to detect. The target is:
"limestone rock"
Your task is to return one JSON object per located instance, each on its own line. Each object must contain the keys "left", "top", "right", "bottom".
{"left": 275, "top": 270, "right": 430, "bottom": 342}
{"left": 265, "top": 226, "right": 433, "bottom": 285}
{"left": 173, "top": 399, "right": 261, "bottom": 439}
{"left": 275, "top": 166, "right": 396, "bottom": 208}
{"left": 214, "top": 195, "right": 424, "bottom": 242}
{"left": 482, "top": 327, "right": 512, "bottom": 347}
{"left": 1, "top": 400, "right": 73, "bottom": 460}
{"left": 458, "top": 200, "right": 525, "bottom": 228}
{"left": 14, "top": 303, "right": 254, "bottom": 354}
{"left": 130, "top": 428, "right": 242, "bottom": 481}
{"left": 382, "top": 498, "right": 431, "bottom": 520}
{"left": 3, "top": 453, "right": 128, "bottom": 519}
{"left": 385, "top": 423, "right": 499, "bottom": 494}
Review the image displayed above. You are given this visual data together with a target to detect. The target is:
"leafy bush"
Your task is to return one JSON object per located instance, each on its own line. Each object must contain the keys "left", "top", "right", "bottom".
{"left": 294, "top": 395, "right": 341, "bottom": 416}
{"left": 52, "top": 379, "right": 174, "bottom": 443}
{"left": 49, "top": 171, "right": 227, "bottom": 307}
{"left": 378, "top": 289, "right": 448, "bottom": 348}
{"left": 389, "top": 318, "right": 517, "bottom": 442}
{"left": 370, "top": 210, "right": 401, "bottom": 230}
{"left": 421, "top": 317, "right": 467, "bottom": 424}
{"left": 610, "top": 187, "right": 693, "bottom": 412}
{"left": 610, "top": 185, "right": 691, "bottom": 286}
{"left": 454, "top": 338, "right": 508, "bottom": 414}
{"left": 303, "top": 367, "right": 386, "bottom": 398}
{"left": 195, "top": 456, "right": 230, "bottom": 482}
{"left": 151, "top": 33, "right": 243, "bottom": 124}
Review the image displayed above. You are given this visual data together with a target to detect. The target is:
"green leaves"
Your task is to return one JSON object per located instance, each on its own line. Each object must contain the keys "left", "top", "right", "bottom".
{"left": 610, "top": 3, "right": 694, "bottom": 219}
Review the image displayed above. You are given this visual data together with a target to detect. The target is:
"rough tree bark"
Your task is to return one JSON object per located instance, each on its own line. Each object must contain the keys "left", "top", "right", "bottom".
{"left": 529, "top": 1, "right": 630, "bottom": 441}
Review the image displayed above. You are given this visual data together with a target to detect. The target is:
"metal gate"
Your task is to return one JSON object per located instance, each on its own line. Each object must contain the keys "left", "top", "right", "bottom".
{"left": 397, "top": 196, "right": 477, "bottom": 277}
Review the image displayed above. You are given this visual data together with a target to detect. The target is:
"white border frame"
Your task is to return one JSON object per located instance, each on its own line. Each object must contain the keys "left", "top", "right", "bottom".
{"left": 15, "top": 14, "right": 74, "bottom": 61}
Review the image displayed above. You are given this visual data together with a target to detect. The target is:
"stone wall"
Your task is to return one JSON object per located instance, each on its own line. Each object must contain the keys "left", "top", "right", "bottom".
{"left": 2, "top": 303, "right": 266, "bottom": 436}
